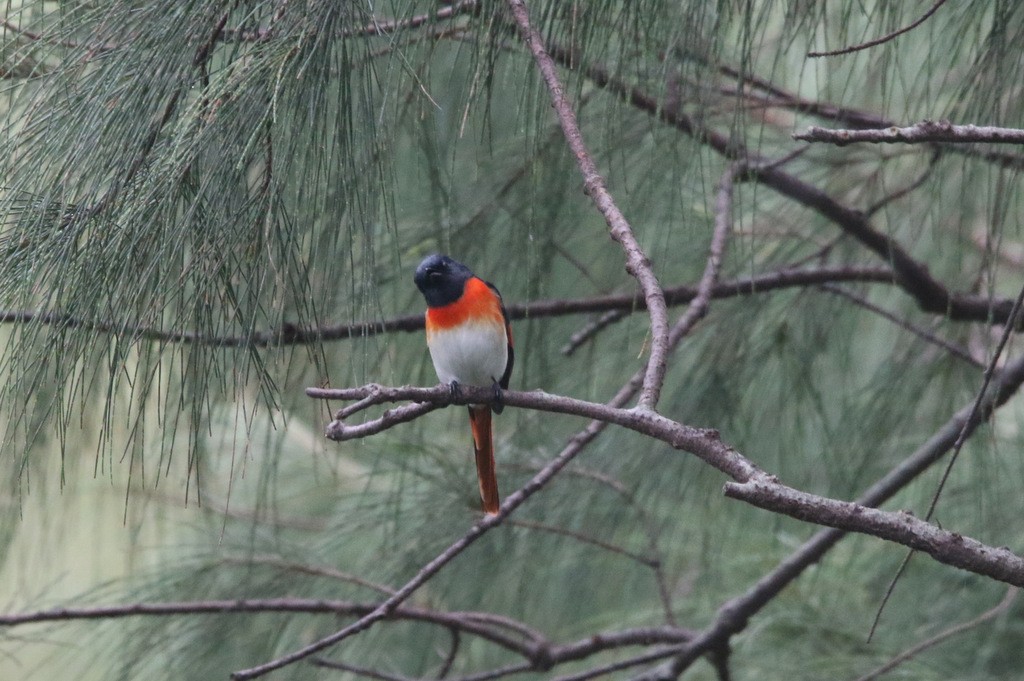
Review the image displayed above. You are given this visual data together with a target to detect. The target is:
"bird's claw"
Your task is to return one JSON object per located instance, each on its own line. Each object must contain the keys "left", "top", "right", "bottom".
{"left": 448, "top": 380, "right": 462, "bottom": 400}
{"left": 491, "top": 379, "right": 504, "bottom": 414}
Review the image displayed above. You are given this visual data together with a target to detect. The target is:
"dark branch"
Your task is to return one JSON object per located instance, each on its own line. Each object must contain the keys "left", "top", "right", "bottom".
{"left": 716, "top": 65, "right": 893, "bottom": 129}
{"left": 0, "top": 266, "right": 896, "bottom": 346}
{"left": 807, "top": 0, "right": 949, "bottom": 58}
{"left": 0, "top": 599, "right": 530, "bottom": 654}
{"left": 548, "top": 44, "right": 1024, "bottom": 327}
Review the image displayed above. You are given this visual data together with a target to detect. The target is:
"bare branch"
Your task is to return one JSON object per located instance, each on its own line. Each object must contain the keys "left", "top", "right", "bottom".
{"left": 724, "top": 476, "right": 1024, "bottom": 586}
{"left": 854, "top": 587, "right": 1018, "bottom": 681}
{"left": 222, "top": 555, "right": 396, "bottom": 596}
{"left": 436, "top": 628, "right": 460, "bottom": 679}
{"left": 716, "top": 64, "right": 892, "bottom": 129}
{"left": 311, "top": 659, "right": 414, "bottom": 681}
{"left": 667, "top": 162, "right": 737, "bottom": 341}
{"left": 795, "top": 120, "right": 1024, "bottom": 145}
{"left": 508, "top": 518, "right": 659, "bottom": 568}
{"left": 0, "top": 595, "right": 699, "bottom": 681}
{"left": 309, "top": 383, "right": 759, "bottom": 483}
{"left": 807, "top": 0, "right": 949, "bottom": 58}
{"left": 0, "top": 599, "right": 532, "bottom": 654}
{"left": 561, "top": 310, "right": 628, "bottom": 356}
{"left": 505, "top": 0, "right": 671, "bottom": 411}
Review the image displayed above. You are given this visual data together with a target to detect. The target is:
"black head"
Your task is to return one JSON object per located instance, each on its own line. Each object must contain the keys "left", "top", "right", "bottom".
{"left": 414, "top": 254, "right": 475, "bottom": 307}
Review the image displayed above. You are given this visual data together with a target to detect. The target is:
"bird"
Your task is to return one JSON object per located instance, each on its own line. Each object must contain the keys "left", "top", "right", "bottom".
{"left": 414, "top": 254, "right": 514, "bottom": 515}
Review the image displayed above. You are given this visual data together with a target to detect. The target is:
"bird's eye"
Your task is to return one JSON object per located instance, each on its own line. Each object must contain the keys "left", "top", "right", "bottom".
{"left": 428, "top": 269, "right": 443, "bottom": 282}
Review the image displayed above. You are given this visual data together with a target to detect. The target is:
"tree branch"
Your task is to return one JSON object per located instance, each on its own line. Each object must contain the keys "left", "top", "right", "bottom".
{"left": 715, "top": 63, "right": 892, "bottom": 129}
{"left": 795, "top": 120, "right": 1024, "bottom": 145}
{"left": 646, "top": 349, "right": 1024, "bottom": 679}
{"left": 807, "top": 0, "right": 949, "bottom": 58}
{"left": 724, "top": 476, "right": 1024, "bottom": 586}
{"left": 0, "top": 599, "right": 531, "bottom": 655}
{"left": 550, "top": 44, "right": 1024, "bottom": 327}
{"left": 0, "top": 595, "right": 699, "bottom": 681}
{"left": 309, "top": 383, "right": 759, "bottom": 483}
{"left": 0, "top": 265, "right": 895, "bottom": 347}
{"left": 506, "top": 0, "right": 671, "bottom": 411}
{"left": 286, "top": 284, "right": 1024, "bottom": 681}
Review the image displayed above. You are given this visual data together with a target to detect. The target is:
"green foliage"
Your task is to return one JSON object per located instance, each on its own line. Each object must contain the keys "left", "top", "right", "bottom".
{"left": 2, "top": 1, "right": 1024, "bottom": 680}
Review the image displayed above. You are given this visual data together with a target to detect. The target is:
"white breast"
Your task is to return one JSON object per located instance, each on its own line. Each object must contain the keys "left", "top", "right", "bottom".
{"left": 426, "top": 320, "right": 508, "bottom": 388}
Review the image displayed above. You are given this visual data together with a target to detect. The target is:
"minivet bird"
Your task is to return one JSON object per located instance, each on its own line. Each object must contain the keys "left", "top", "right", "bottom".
{"left": 414, "top": 254, "right": 514, "bottom": 515}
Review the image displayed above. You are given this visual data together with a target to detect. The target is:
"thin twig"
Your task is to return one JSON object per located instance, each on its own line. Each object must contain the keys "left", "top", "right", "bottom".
{"left": 0, "top": 599, "right": 534, "bottom": 654}
{"left": 807, "top": 0, "right": 949, "bottom": 58}
{"left": 436, "top": 628, "right": 460, "bottom": 679}
{"left": 854, "top": 587, "right": 1018, "bottom": 681}
{"left": 867, "top": 281, "right": 1024, "bottom": 637}
{"left": 221, "top": 555, "right": 396, "bottom": 596}
{"left": 666, "top": 161, "right": 738, "bottom": 341}
{"left": 716, "top": 63, "right": 893, "bottom": 129}
{"left": 865, "top": 148, "right": 943, "bottom": 216}
{"left": 508, "top": 518, "right": 659, "bottom": 568}
{"left": 311, "top": 659, "right": 414, "bottom": 681}
{"left": 927, "top": 281, "right": 1024, "bottom": 520}
{"left": 821, "top": 285, "right": 982, "bottom": 368}
{"left": 561, "top": 310, "right": 628, "bottom": 356}
{"left": 510, "top": 462, "right": 679, "bottom": 624}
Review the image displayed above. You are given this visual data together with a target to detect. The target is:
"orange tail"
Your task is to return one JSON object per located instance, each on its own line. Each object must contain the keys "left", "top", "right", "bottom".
{"left": 468, "top": 406, "right": 500, "bottom": 515}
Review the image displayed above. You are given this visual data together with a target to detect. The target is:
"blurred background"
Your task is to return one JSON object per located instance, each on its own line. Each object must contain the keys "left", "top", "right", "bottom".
{"left": 2, "top": 1, "right": 1024, "bottom": 679}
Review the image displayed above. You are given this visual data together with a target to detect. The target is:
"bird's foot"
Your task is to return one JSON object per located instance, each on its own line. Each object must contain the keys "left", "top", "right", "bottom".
{"left": 448, "top": 380, "right": 462, "bottom": 400}
{"left": 491, "top": 379, "right": 504, "bottom": 414}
